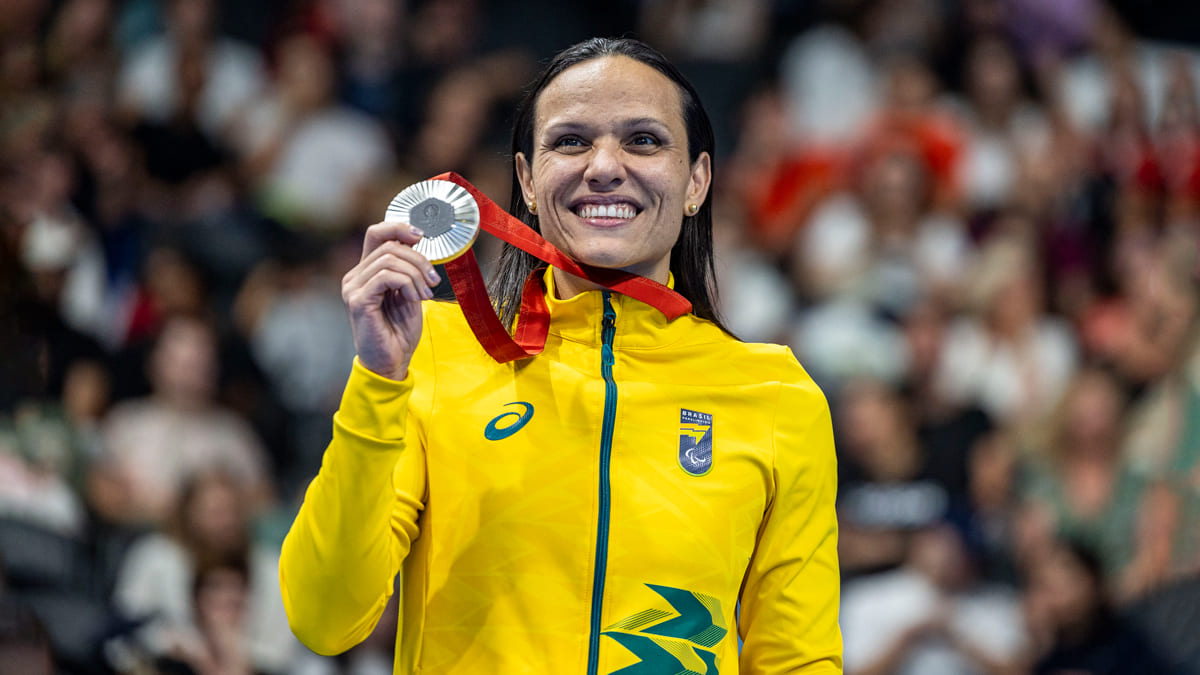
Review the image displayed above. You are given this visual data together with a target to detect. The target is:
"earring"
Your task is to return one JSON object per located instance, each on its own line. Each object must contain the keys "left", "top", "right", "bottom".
{"left": 528, "top": 198, "right": 537, "bottom": 214}
{"left": 686, "top": 203, "right": 699, "bottom": 215}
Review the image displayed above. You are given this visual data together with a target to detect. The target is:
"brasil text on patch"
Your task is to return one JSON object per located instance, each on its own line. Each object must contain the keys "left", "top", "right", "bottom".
{"left": 678, "top": 409, "right": 713, "bottom": 476}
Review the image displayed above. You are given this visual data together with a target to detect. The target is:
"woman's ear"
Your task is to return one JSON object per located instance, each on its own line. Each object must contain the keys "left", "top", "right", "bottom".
{"left": 686, "top": 151, "right": 712, "bottom": 209}
{"left": 515, "top": 152, "right": 535, "bottom": 207}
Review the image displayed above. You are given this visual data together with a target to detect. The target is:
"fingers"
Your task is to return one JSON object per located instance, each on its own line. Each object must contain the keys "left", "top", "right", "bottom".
{"left": 358, "top": 266, "right": 431, "bottom": 308}
{"left": 362, "top": 221, "right": 425, "bottom": 260}
{"left": 343, "top": 242, "right": 441, "bottom": 308}
{"left": 351, "top": 238, "right": 440, "bottom": 287}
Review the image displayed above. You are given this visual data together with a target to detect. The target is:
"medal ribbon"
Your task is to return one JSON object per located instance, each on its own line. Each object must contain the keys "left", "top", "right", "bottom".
{"left": 431, "top": 172, "right": 693, "bottom": 363}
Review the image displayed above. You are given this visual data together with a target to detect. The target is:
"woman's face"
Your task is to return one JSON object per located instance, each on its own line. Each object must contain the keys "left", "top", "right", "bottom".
{"left": 515, "top": 56, "right": 711, "bottom": 284}
{"left": 186, "top": 477, "right": 245, "bottom": 553}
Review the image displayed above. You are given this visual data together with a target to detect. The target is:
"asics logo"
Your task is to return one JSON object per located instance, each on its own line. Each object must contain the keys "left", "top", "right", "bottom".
{"left": 484, "top": 402, "right": 534, "bottom": 441}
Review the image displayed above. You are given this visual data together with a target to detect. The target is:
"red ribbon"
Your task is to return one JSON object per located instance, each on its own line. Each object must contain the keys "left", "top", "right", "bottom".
{"left": 432, "top": 172, "right": 693, "bottom": 363}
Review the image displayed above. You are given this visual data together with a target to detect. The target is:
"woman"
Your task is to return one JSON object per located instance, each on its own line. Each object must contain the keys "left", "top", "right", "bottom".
{"left": 1016, "top": 367, "right": 1172, "bottom": 603}
{"left": 114, "top": 470, "right": 296, "bottom": 673}
{"left": 1024, "top": 538, "right": 1173, "bottom": 674}
{"left": 280, "top": 38, "right": 842, "bottom": 674}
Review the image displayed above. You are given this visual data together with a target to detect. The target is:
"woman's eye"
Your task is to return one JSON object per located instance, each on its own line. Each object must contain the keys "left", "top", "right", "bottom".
{"left": 554, "top": 136, "right": 586, "bottom": 149}
{"left": 630, "top": 134, "right": 660, "bottom": 147}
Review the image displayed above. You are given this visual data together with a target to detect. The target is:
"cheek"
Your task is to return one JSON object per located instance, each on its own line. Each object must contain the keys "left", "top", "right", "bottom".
{"left": 532, "top": 155, "right": 574, "bottom": 191}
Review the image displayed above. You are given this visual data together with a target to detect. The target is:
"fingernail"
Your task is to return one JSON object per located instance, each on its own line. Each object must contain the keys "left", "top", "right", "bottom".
{"left": 427, "top": 269, "right": 441, "bottom": 284}
{"left": 423, "top": 285, "right": 434, "bottom": 299}
{"left": 410, "top": 226, "right": 424, "bottom": 237}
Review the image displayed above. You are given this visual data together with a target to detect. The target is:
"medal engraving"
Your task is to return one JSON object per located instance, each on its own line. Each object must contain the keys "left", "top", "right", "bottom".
{"left": 411, "top": 198, "right": 454, "bottom": 237}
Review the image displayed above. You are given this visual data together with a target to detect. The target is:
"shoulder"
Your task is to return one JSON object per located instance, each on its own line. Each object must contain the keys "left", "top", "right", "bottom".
{"left": 691, "top": 319, "right": 824, "bottom": 397}
{"left": 678, "top": 320, "right": 831, "bottom": 435}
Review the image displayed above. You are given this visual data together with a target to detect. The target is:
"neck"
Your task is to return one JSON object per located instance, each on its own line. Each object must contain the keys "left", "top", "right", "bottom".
{"left": 551, "top": 268, "right": 606, "bottom": 300}
{"left": 550, "top": 265, "right": 670, "bottom": 301}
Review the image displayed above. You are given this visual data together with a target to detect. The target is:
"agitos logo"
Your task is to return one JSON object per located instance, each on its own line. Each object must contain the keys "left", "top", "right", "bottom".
{"left": 484, "top": 402, "right": 534, "bottom": 441}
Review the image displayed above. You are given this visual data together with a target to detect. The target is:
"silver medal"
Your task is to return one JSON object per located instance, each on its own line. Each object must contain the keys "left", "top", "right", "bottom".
{"left": 385, "top": 180, "right": 480, "bottom": 264}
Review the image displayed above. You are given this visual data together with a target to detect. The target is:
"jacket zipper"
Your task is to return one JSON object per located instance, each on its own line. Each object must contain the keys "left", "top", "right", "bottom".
{"left": 587, "top": 291, "right": 618, "bottom": 675}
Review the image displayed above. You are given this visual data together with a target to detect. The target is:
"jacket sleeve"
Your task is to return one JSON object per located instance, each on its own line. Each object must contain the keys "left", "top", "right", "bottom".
{"left": 739, "top": 371, "right": 843, "bottom": 674}
{"left": 279, "top": 357, "right": 426, "bottom": 655}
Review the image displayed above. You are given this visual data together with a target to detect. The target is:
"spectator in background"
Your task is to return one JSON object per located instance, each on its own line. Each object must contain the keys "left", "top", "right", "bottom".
{"left": 43, "top": 0, "right": 115, "bottom": 86}
{"left": 795, "top": 141, "right": 968, "bottom": 314}
{"left": 406, "top": 0, "right": 481, "bottom": 67}
{"left": 116, "top": 0, "right": 265, "bottom": 142}
{"left": 1108, "top": 233, "right": 1200, "bottom": 586}
{"left": 0, "top": 387, "right": 99, "bottom": 536}
{"left": 231, "top": 31, "right": 394, "bottom": 233}
{"left": 841, "top": 523, "right": 1029, "bottom": 675}
{"left": 712, "top": 197, "right": 797, "bottom": 344}
{"left": 953, "top": 34, "right": 1050, "bottom": 214}
{"left": 791, "top": 136, "right": 970, "bottom": 387}
{"left": 1017, "top": 367, "right": 1173, "bottom": 602}
{"left": 1098, "top": 231, "right": 1198, "bottom": 395}
{"left": 638, "top": 0, "right": 768, "bottom": 63}
{"left": 836, "top": 379, "right": 960, "bottom": 577}
{"left": 113, "top": 470, "right": 296, "bottom": 674}
{"left": 232, "top": 240, "right": 357, "bottom": 491}
{"left": 406, "top": 65, "right": 495, "bottom": 178}
{"left": 746, "top": 24, "right": 874, "bottom": 247}
{"left": 1024, "top": 537, "right": 1173, "bottom": 674}
{"left": 964, "top": 431, "right": 1023, "bottom": 584}
{"left": 328, "top": 0, "right": 412, "bottom": 122}
{"left": 161, "top": 556, "right": 260, "bottom": 675}
{"left": 794, "top": 50, "right": 969, "bottom": 314}
{"left": 89, "top": 315, "right": 271, "bottom": 526}
{"left": 900, "top": 300, "right": 999, "bottom": 553}
{"left": 65, "top": 118, "right": 153, "bottom": 349}
{"left": 18, "top": 147, "right": 111, "bottom": 346}
{"left": 118, "top": 245, "right": 215, "bottom": 360}
{"left": 933, "top": 234, "right": 1077, "bottom": 437}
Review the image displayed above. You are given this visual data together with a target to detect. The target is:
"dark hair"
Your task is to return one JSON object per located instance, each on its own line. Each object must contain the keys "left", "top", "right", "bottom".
{"left": 170, "top": 470, "right": 249, "bottom": 570}
{"left": 490, "top": 37, "right": 727, "bottom": 332}
{"left": 191, "top": 551, "right": 251, "bottom": 604}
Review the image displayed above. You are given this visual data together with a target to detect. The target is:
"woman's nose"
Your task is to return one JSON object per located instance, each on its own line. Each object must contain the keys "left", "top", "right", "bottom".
{"left": 583, "top": 139, "right": 626, "bottom": 189}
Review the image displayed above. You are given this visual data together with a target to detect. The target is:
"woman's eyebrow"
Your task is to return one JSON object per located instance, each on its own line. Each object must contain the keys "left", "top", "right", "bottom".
{"left": 541, "top": 117, "right": 672, "bottom": 136}
{"left": 541, "top": 120, "right": 589, "bottom": 136}
{"left": 620, "top": 117, "right": 670, "bottom": 132}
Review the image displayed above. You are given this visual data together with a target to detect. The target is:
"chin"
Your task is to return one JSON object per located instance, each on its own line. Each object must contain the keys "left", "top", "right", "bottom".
{"left": 562, "top": 242, "right": 630, "bottom": 269}
{"left": 576, "top": 252, "right": 643, "bottom": 272}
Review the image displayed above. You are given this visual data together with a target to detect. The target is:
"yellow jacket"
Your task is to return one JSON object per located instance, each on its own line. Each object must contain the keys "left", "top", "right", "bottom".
{"left": 280, "top": 269, "right": 842, "bottom": 674}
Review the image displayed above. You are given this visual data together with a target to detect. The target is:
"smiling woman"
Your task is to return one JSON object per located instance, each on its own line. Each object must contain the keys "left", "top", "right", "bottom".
{"left": 495, "top": 38, "right": 723, "bottom": 331}
{"left": 513, "top": 54, "right": 711, "bottom": 290}
{"left": 279, "top": 37, "right": 843, "bottom": 675}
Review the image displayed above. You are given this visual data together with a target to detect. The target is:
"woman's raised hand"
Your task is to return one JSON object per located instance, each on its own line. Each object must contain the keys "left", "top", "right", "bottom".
{"left": 342, "top": 223, "right": 442, "bottom": 381}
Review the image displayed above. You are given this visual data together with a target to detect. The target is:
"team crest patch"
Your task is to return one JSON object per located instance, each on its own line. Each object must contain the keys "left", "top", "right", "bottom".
{"left": 678, "top": 409, "right": 713, "bottom": 476}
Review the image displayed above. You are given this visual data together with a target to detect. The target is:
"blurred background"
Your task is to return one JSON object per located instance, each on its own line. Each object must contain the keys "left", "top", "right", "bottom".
{"left": 4, "top": 0, "right": 1200, "bottom": 673}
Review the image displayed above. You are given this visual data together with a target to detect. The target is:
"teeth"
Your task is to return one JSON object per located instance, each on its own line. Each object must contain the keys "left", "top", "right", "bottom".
{"left": 576, "top": 204, "right": 636, "bottom": 219}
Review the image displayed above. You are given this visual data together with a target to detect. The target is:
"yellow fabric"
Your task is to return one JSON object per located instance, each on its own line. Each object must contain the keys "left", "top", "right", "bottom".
{"left": 280, "top": 268, "right": 842, "bottom": 673}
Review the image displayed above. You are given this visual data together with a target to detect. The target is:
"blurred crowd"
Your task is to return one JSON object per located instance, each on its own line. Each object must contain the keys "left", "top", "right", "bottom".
{"left": 4, "top": 0, "right": 1200, "bottom": 673}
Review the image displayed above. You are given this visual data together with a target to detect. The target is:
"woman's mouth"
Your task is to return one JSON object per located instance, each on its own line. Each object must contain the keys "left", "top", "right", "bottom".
{"left": 574, "top": 203, "right": 639, "bottom": 221}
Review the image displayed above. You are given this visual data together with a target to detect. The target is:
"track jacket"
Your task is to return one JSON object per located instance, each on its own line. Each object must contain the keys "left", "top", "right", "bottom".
{"left": 280, "top": 269, "right": 842, "bottom": 674}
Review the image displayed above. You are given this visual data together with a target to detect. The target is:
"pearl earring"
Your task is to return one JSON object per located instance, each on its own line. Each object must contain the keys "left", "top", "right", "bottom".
{"left": 686, "top": 203, "right": 699, "bottom": 215}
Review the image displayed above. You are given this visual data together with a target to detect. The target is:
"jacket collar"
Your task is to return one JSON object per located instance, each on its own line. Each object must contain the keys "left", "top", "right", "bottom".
{"left": 542, "top": 267, "right": 692, "bottom": 350}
